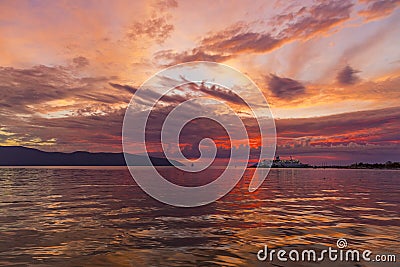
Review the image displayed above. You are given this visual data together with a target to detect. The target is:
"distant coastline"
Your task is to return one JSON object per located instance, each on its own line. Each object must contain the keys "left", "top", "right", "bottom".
{"left": 250, "top": 156, "right": 400, "bottom": 170}
{"left": 311, "top": 161, "right": 400, "bottom": 170}
{"left": 0, "top": 146, "right": 182, "bottom": 166}
{"left": 251, "top": 164, "right": 400, "bottom": 170}
{"left": 1, "top": 146, "right": 398, "bottom": 169}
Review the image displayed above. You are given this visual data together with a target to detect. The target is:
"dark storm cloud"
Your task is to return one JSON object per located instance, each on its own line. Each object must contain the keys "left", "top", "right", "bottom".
{"left": 336, "top": 65, "right": 360, "bottom": 85}
{"left": 154, "top": 1, "right": 354, "bottom": 64}
{"left": 268, "top": 74, "right": 306, "bottom": 99}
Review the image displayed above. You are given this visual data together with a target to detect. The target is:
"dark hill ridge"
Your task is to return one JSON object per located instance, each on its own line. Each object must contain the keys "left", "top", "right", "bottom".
{"left": 0, "top": 146, "right": 181, "bottom": 166}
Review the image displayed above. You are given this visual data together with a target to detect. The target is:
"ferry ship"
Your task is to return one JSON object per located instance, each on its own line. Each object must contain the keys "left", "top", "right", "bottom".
{"left": 252, "top": 156, "right": 309, "bottom": 168}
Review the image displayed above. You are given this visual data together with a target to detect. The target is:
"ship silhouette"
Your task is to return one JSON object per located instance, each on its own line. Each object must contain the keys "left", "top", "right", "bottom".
{"left": 252, "top": 155, "right": 309, "bottom": 168}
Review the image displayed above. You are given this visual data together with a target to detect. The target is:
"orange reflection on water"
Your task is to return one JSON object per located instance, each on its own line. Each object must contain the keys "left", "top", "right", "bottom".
{"left": 0, "top": 168, "right": 399, "bottom": 266}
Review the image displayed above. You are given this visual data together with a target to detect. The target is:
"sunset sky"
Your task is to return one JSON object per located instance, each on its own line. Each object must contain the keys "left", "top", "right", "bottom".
{"left": 0, "top": 0, "right": 399, "bottom": 164}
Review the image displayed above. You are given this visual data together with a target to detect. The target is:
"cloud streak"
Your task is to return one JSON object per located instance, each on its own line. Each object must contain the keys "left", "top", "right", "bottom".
{"left": 275, "top": 106, "right": 400, "bottom": 144}
{"left": 155, "top": 1, "right": 354, "bottom": 65}
{"left": 109, "top": 82, "right": 138, "bottom": 94}
{"left": 267, "top": 74, "right": 306, "bottom": 99}
{"left": 359, "top": 0, "right": 400, "bottom": 21}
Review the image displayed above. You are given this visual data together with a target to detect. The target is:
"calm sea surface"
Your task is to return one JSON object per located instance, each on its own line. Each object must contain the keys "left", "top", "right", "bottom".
{"left": 0, "top": 167, "right": 398, "bottom": 266}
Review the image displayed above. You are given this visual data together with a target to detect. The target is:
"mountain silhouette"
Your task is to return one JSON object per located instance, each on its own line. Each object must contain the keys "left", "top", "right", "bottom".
{"left": 0, "top": 146, "right": 181, "bottom": 166}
